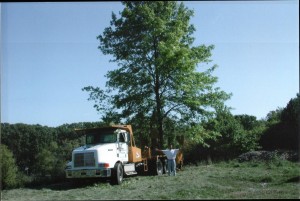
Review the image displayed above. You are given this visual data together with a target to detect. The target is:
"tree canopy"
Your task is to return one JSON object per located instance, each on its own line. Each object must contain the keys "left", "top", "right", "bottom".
{"left": 83, "top": 1, "right": 230, "bottom": 148}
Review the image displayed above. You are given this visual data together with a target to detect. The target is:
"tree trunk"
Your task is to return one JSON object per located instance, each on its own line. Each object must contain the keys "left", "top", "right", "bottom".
{"left": 158, "top": 118, "right": 164, "bottom": 148}
{"left": 155, "top": 72, "right": 164, "bottom": 148}
{"left": 153, "top": 35, "right": 164, "bottom": 148}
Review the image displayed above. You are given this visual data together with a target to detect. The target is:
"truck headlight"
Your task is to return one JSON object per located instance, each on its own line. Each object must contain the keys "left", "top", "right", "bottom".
{"left": 65, "top": 161, "right": 72, "bottom": 169}
{"left": 98, "top": 163, "right": 110, "bottom": 168}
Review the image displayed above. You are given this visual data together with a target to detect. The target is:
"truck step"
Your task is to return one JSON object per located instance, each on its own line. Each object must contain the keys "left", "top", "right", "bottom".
{"left": 124, "top": 171, "right": 138, "bottom": 176}
{"left": 143, "top": 159, "right": 148, "bottom": 172}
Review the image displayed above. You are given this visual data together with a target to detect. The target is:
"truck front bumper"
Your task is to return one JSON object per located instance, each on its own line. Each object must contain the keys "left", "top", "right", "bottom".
{"left": 65, "top": 168, "right": 111, "bottom": 178}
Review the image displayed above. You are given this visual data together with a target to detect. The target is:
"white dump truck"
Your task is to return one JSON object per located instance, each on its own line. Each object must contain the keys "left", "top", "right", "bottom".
{"left": 65, "top": 125, "right": 183, "bottom": 185}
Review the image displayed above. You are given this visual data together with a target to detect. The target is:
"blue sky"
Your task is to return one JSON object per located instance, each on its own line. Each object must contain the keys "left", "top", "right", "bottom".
{"left": 1, "top": 1, "right": 299, "bottom": 127}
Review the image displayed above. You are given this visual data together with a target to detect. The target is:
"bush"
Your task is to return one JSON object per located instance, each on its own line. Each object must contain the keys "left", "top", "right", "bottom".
{"left": 1, "top": 145, "right": 20, "bottom": 189}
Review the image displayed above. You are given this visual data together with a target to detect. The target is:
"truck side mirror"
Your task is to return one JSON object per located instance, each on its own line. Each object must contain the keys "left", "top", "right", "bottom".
{"left": 123, "top": 133, "right": 128, "bottom": 142}
{"left": 118, "top": 133, "right": 126, "bottom": 143}
{"left": 81, "top": 136, "right": 86, "bottom": 145}
{"left": 126, "top": 132, "right": 131, "bottom": 146}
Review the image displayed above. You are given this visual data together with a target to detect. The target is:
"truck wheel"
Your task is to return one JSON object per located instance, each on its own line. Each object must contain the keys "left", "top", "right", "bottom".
{"left": 156, "top": 160, "right": 163, "bottom": 175}
{"left": 177, "top": 160, "right": 183, "bottom": 170}
{"left": 163, "top": 159, "right": 169, "bottom": 174}
{"left": 148, "top": 159, "right": 163, "bottom": 176}
{"left": 111, "top": 163, "right": 123, "bottom": 185}
{"left": 136, "top": 163, "right": 145, "bottom": 175}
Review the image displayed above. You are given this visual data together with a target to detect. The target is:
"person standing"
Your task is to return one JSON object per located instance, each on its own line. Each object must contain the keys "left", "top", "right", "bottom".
{"left": 156, "top": 144, "right": 179, "bottom": 176}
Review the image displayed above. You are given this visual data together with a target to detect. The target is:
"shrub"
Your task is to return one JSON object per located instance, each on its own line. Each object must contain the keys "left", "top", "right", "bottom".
{"left": 0, "top": 145, "right": 19, "bottom": 189}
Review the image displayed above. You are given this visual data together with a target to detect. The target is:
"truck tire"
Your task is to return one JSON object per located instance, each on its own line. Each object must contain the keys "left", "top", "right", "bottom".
{"left": 135, "top": 163, "right": 145, "bottom": 175}
{"left": 111, "top": 163, "right": 123, "bottom": 185}
{"left": 163, "top": 159, "right": 169, "bottom": 174}
{"left": 156, "top": 160, "right": 163, "bottom": 175}
{"left": 149, "top": 159, "right": 163, "bottom": 176}
{"left": 177, "top": 160, "right": 183, "bottom": 170}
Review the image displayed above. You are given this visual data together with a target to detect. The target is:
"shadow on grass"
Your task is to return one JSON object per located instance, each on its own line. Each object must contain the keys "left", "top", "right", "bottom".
{"left": 23, "top": 167, "right": 186, "bottom": 191}
{"left": 25, "top": 178, "right": 111, "bottom": 191}
{"left": 25, "top": 172, "right": 162, "bottom": 191}
{"left": 285, "top": 176, "right": 300, "bottom": 183}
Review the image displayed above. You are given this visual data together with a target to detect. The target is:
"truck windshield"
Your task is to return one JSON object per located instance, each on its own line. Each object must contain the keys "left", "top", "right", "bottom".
{"left": 86, "top": 132, "right": 117, "bottom": 145}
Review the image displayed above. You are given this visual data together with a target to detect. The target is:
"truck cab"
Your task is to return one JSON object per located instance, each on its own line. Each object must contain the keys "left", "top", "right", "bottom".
{"left": 65, "top": 125, "right": 142, "bottom": 184}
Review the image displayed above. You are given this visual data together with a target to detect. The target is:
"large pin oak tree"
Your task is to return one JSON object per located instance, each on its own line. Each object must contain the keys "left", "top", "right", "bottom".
{"left": 83, "top": 1, "right": 230, "bottom": 148}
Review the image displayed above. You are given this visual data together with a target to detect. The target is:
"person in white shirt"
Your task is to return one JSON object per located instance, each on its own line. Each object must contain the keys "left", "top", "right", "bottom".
{"left": 156, "top": 144, "right": 179, "bottom": 176}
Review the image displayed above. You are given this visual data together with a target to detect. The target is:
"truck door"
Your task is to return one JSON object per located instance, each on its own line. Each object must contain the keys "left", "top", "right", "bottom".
{"left": 117, "top": 132, "right": 129, "bottom": 162}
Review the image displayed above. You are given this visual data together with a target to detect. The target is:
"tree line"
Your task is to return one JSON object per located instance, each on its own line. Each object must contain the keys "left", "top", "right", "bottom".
{"left": 184, "top": 94, "right": 299, "bottom": 163}
{"left": 1, "top": 94, "right": 298, "bottom": 189}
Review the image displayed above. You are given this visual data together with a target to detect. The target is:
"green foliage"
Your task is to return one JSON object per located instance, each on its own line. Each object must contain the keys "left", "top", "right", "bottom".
{"left": 0, "top": 145, "right": 19, "bottom": 189}
{"left": 193, "top": 108, "right": 265, "bottom": 161}
{"left": 280, "top": 93, "right": 300, "bottom": 126}
{"left": 265, "top": 107, "right": 283, "bottom": 125}
{"left": 83, "top": 1, "right": 230, "bottom": 148}
{"left": 35, "top": 142, "right": 60, "bottom": 177}
{"left": 1, "top": 123, "right": 57, "bottom": 171}
{"left": 234, "top": 114, "right": 260, "bottom": 131}
{"left": 260, "top": 94, "right": 299, "bottom": 151}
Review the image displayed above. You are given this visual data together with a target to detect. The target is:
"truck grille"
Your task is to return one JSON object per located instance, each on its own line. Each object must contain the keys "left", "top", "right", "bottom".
{"left": 74, "top": 152, "right": 95, "bottom": 167}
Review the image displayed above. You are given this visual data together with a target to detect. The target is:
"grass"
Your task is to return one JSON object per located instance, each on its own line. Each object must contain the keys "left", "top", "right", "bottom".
{"left": 1, "top": 160, "right": 299, "bottom": 200}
